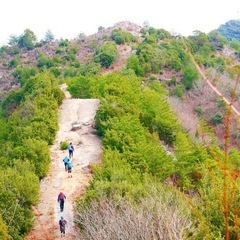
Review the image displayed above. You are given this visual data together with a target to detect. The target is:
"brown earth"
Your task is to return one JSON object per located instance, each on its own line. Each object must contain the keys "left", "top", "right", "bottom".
{"left": 25, "top": 84, "right": 102, "bottom": 240}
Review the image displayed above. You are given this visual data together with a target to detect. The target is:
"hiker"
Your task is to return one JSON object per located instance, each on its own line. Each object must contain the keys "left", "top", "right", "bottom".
{"left": 67, "top": 160, "right": 73, "bottom": 178}
{"left": 63, "top": 156, "right": 70, "bottom": 171}
{"left": 68, "top": 142, "right": 74, "bottom": 159}
{"left": 59, "top": 216, "right": 67, "bottom": 237}
{"left": 57, "top": 192, "right": 66, "bottom": 212}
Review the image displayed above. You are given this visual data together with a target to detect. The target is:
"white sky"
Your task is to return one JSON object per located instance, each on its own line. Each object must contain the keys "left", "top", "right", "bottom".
{"left": 1, "top": 0, "right": 240, "bottom": 46}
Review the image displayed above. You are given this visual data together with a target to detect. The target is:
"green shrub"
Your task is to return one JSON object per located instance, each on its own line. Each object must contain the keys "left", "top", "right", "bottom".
{"left": 60, "top": 141, "right": 69, "bottom": 150}
{"left": 55, "top": 47, "right": 63, "bottom": 54}
{"left": 12, "top": 138, "right": 51, "bottom": 178}
{"left": 0, "top": 214, "right": 10, "bottom": 240}
{"left": 0, "top": 161, "right": 39, "bottom": 239}
{"left": 17, "top": 29, "right": 37, "bottom": 50}
{"left": 172, "top": 85, "right": 184, "bottom": 98}
{"left": 59, "top": 39, "right": 69, "bottom": 47}
{"left": 126, "top": 54, "right": 144, "bottom": 76}
{"left": 85, "top": 39, "right": 98, "bottom": 49}
{"left": 94, "top": 41, "right": 118, "bottom": 68}
{"left": 182, "top": 65, "right": 198, "bottom": 90}
{"left": 64, "top": 67, "right": 78, "bottom": 78}
{"left": 63, "top": 53, "right": 76, "bottom": 62}
{"left": 11, "top": 46, "right": 20, "bottom": 55}
{"left": 194, "top": 106, "right": 204, "bottom": 117}
{"left": 50, "top": 67, "right": 61, "bottom": 77}
{"left": 9, "top": 58, "right": 18, "bottom": 68}
{"left": 12, "top": 67, "right": 38, "bottom": 85}
{"left": 37, "top": 53, "right": 54, "bottom": 69}
{"left": 111, "top": 28, "right": 137, "bottom": 45}
{"left": 69, "top": 46, "right": 78, "bottom": 54}
{"left": 167, "top": 76, "right": 177, "bottom": 86}
{"left": 209, "top": 112, "right": 223, "bottom": 125}
{"left": 217, "top": 99, "right": 226, "bottom": 108}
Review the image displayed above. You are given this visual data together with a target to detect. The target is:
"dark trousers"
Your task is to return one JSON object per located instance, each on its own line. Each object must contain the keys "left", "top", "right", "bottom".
{"left": 60, "top": 225, "right": 65, "bottom": 234}
{"left": 60, "top": 199, "right": 64, "bottom": 211}
{"left": 69, "top": 150, "right": 73, "bottom": 158}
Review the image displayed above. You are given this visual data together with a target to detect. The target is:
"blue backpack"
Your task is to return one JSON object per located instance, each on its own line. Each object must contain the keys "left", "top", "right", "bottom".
{"left": 63, "top": 157, "right": 69, "bottom": 163}
{"left": 67, "top": 162, "right": 72, "bottom": 169}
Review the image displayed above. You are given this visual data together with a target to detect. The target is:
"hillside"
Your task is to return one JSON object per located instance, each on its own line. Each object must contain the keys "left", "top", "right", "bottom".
{"left": 217, "top": 19, "right": 240, "bottom": 41}
{"left": 0, "top": 21, "right": 141, "bottom": 94}
{"left": 1, "top": 20, "right": 240, "bottom": 239}
{"left": 1, "top": 20, "right": 240, "bottom": 148}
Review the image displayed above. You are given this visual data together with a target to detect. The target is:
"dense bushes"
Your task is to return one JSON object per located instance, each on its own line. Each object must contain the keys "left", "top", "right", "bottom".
{"left": 111, "top": 28, "right": 138, "bottom": 44}
{"left": 94, "top": 41, "right": 118, "bottom": 68}
{"left": 68, "top": 71, "right": 207, "bottom": 188}
{"left": 68, "top": 69, "right": 239, "bottom": 238}
{"left": 0, "top": 162, "right": 39, "bottom": 239}
{"left": 0, "top": 23, "right": 239, "bottom": 239}
{"left": 68, "top": 72, "right": 210, "bottom": 234}
{"left": 0, "top": 71, "right": 63, "bottom": 238}
{"left": 129, "top": 39, "right": 188, "bottom": 76}
{"left": 0, "top": 214, "right": 10, "bottom": 240}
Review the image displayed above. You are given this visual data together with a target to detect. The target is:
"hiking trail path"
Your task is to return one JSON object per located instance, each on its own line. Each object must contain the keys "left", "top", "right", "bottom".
{"left": 25, "top": 84, "right": 102, "bottom": 239}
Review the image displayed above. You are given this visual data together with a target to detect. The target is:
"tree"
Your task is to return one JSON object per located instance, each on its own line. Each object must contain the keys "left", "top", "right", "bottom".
{"left": 143, "top": 20, "right": 150, "bottom": 29}
{"left": 98, "top": 26, "right": 105, "bottom": 33}
{"left": 111, "top": 28, "right": 137, "bottom": 45}
{"left": 94, "top": 41, "right": 118, "bottom": 68}
{"left": 78, "top": 32, "right": 86, "bottom": 42}
{"left": 126, "top": 54, "right": 144, "bottom": 76}
{"left": 44, "top": 29, "right": 54, "bottom": 42}
{"left": 182, "top": 64, "right": 199, "bottom": 90}
{"left": 18, "top": 29, "right": 37, "bottom": 49}
{"left": 8, "top": 34, "right": 19, "bottom": 46}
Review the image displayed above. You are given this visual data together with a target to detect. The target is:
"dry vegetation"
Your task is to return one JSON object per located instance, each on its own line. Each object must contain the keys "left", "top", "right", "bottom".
{"left": 76, "top": 190, "right": 196, "bottom": 240}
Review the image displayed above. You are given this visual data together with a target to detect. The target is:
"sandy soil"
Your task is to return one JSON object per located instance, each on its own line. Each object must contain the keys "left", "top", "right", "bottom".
{"left": 25, "top": 84, "right": 102, "bottom": 239}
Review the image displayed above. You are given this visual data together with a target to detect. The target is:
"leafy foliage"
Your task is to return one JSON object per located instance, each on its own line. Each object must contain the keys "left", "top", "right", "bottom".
{"left": 0, "top": 71, "right": 63, "bottom": 238}
{"left": 0, "top": 214, "right": 10, "bottom": 240}
{"left": 37, "top": 52, "right": 54, "bottom": 69}
{"left": 0, "top": 21, "right": 240, "bottom": 239}
{"left": 18, "top": 29, "right": 37, "bottom": 49}
{"left": 94, "top": 41, "right": 118, "bottom": 68}
{"left": 209, "top": 112, "right": 223, "bottom": 125}
{"left": 182, "top": 64, "right": 199, "bottom": 90}
{"left": 0, "top": 162, "right": 39, "bottom": 239}
{"left": 44, "top": 29, "right": 55, "bottom": 42}
{"left": 111, "top": 28, "right": 138, "bottom": 44}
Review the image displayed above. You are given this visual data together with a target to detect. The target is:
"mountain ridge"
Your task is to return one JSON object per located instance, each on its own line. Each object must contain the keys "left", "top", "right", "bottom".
{"left": 1, "top": 20, "right": 240, "bottom": 149}
{"left": 1, "top": 19, "right": 240, "bottom": 239}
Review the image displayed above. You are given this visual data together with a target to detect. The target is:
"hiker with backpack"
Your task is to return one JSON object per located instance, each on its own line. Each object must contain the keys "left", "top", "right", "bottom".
{"left": 63, "top": 156, "right": 70, "bottom": 171}
{"left": 68, "top": 142, "right": 74, "bottom": 159}
{"left": 57, "top": 192, "right": 66, "bottom": 212}
{"left": 59, "top": 216, "right": 67, "bottom": 237}
{"left": 67, "top": 160, "right": 73, "bottom": 178}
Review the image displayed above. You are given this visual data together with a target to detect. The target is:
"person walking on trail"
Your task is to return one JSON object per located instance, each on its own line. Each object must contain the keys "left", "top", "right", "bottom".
{"left": 63, "top": 156, "right": 70, "bottom": 171}
{"left": 59, "top": 216, "right": 67, "bottom": 237}
{"left": 67, "top": 160, "right": 73, "bottom": 178}
{"left": 58, "top": 192, "right": 66, "bottom": 212}
{"left": 68, "top": 142, "right": 74, "bottom": 159}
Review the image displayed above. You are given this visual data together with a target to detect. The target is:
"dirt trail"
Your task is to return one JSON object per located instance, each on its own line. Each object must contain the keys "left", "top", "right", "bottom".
{"left": 186, "top": 46, "right": 240, "bottom": 118}
{"left": 25, "top": 84, "right": 102, "bottom": 239}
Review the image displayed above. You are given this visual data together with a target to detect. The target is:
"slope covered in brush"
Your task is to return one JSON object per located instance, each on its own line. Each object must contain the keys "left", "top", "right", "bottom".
{"left": 0, "top": 21, "right": 240, "bottom": 238}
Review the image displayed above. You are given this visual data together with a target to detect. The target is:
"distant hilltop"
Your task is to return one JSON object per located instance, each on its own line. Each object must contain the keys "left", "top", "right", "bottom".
{"left": 216, "top": 19, "right": 240, "bottom": 41}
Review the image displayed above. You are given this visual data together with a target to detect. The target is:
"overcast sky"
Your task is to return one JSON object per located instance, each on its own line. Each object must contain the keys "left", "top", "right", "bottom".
{"left": 1, "top": 0, "right": 240, "bottom": 46}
